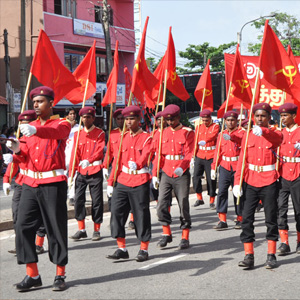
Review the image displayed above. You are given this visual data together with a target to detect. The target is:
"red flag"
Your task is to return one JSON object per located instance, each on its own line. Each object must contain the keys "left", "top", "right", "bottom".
{"left": 131, "top": 17, "right": 158, "bottom": 99}
{"left": 259, "top": 20, "right": 300, "bottom": 102}
{"left": 65, "top": 40, "right": 97, "bottom": 104}
{"left": 217, "top": 97, "right": 251, "bottom": 118}
{"left": 101, "top": 41, "right": 119, "bottom": 107}
{"left": 124, "top": 65, "right": 144, "bottom": 105}
{"left": 30, "top": 30, "right": 80, "bottom": 106}
{"left": 228, "top": 44, "right": 253, "bottom": 107}
{"left": 194, "top": 59, "right": 213, "bottom": 110}
{"left": 124, "top": 66, "right": 131, "bottom": 105}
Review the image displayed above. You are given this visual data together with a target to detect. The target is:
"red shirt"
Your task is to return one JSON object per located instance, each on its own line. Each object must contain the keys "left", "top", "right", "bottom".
{"left": 108, "top": 129, "right": 152, "bottom": 187}
{"left": 14, "top": 116, "right": 71, "bottom": 187}
{"left": 69, "top": 125, "right": 105, "bottom": 176}
{"left": 195, "top": 122, "right": 219, "bottom": 160}
{"left": 234, "top": 127, "right": 283, "bottom": 187}
{"left": 211, "top": 128, "right": 244, "bottom": 172}
{"left": 152, "top": 124, "right": 195, "bottom": 178}
{"left": 279, "top": 124, "right": 300, "bottom": 181}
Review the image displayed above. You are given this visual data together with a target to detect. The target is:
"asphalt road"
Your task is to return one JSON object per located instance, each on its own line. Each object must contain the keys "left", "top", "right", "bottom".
{"left": 0, "top": 192, "right": 300, "bottom": 299}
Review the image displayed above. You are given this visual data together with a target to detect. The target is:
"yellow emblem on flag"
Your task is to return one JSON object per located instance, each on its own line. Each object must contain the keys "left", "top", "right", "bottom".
{"left": 236, "top": 79, "right": 250, "bottom": 94}
{"left": 53, "top": 69, "right": 61, "bottom": 84}
{"left": 275, "top": 66, "right": 297, "bottom": 85}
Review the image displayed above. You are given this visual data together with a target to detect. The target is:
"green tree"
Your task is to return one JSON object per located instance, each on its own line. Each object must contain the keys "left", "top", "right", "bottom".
{"left": 177, "top": 42, "right": 236, "bottom": 73}
{"left": 248, "top": 12, "right": 300, "bottom": 55}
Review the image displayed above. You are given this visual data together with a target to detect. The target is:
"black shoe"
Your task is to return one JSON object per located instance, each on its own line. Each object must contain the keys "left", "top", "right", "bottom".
{"left": 135, "top": 250, "right": 149, "bottom": 262}
{"left": 210, "top": 203, "right": 216, "bottom": 210}
{"left": 8, "top": 248, "right": 17, "bottom": 254}
{"left": 70, "top": 230, "right": 87, "bottom": 240}
{"left": 36, "top": 245, "right": 45, "bottom": 255}
{"left": 238, "top": 254, "right": 254, "bottom": 269}
{"left": 15, "top": 275, "right": 42, "bottom": 292}
{"left": 277, "top": 243, "right": 291, "bottom": 256}
{"left": 194, "top": 199, "right": 204, "bottom": 207}
{"left": 106, "top": 249, "right": 129, "bottom": 260}
{"left": 178, "top": 239, "right": 190, "bottom": 250}
{"left": 264, "top": 254, "right": 277, "bottom": 269}
{"left": 69, "top": 198, "right": 75, "bottom": 206}
{"left": 128, "top": 221, "right": 135, "bottom": 230}
{"left": 213, "top": 221, "right": 228, "bottom": 231}
{"left": 91, "top": 231, "right": 101, "bottom": 241}
{"left": 234, "top": 221, "right": 242, "bottom": 230}
{"left": 157, "top": 235, "right": 173, "bottom": 248}
{"left": 52, "top": 275, "right": 66, "bottom": 291}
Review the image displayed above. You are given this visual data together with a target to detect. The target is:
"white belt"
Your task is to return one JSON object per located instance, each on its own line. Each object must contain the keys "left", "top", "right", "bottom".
{"left": 165, "top": 155, "right": 184, "bottom": 160}
{"left": 222, "top": 155, "right": 239, "bottom": 162}
{"left": 89, "top": 160, "right": 102, "bottom": 167}
{"left": 19, "top": 168, "right": 26, "bottom": 175}
{"left": 283, "top": 156, "right": 300, "bottom": 163}
{"left": 26, "top": 169, "right": 65, "bottom": 179}
{"left": 122, "top": 165, "right": 149, "bottom": 175}
{"left": 199, "top": 146, "right": 216, "bottom": 151}
{"left": 248, "top": 164, "right": 275, "bottom": 172}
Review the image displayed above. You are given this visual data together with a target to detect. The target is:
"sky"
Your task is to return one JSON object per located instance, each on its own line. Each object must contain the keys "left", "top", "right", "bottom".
{"left": 138, "top": 0, "right": 300, "bottom": 68}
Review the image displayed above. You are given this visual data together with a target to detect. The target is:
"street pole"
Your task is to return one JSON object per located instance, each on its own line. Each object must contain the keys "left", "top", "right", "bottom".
{"left": 20, "top": 0, "right": 26, "bottom": 110}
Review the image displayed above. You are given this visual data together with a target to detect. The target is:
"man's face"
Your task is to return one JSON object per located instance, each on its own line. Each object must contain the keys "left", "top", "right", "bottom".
{"left": 82, "top": 114, "right": 95, "bottom": 129}
{"left": 156, "top": 117, "right": 167, "bottom": 128}
{"left": 125, "top": 116, "right": 140, "bottom": 132}
{"left": 115, "top": 114, "right": 124, "bottom": 129}
{"left": 68, "top": 110, "right": 76, "bottom": 122}
{"left": 201, "top": 116, "right": 211, "bottom": 127}
{"left": 225, "top": 117, "right": 238, "bottom": 130}
{"left": 32, "top": 96, "right": 53, "bottom": 117}
{"left": 280, "top": 112, "right": 296, "bottom": 128}
{"left": 254, "top": 109, "right": 270, "bottom": 127}
{"left": 166, "top": 116, "right": 180, "bottom": 129}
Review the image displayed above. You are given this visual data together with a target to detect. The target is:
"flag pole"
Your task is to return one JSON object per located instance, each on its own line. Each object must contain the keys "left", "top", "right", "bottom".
{"left": 156, "top": 69, "right": 168, "bottom": 179}
{"left": 105, "top": 103, "right": 114, "bottom": 169}
{"left": 239, "top": 104, "right": 243, "bottom": 128}
{"left": 237, "top": 68, "right": 261, "bottom": 205}
{"left": 276, "top": 91, "right": 285, "bottom": 171}
{"left": 214, "top": 81, "right": 232, "bottom": 173}
{"left": 8, "top": 72, "right": 33, "bottom": 185}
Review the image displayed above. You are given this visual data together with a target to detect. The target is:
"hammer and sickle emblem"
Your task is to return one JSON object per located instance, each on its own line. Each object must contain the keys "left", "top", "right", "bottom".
{"left": 275, "top": 66, "right": 297, "bottom": 85}
{"left": 236, "top": 79, "right": 250, "bottom": 93}
{"left": 53, "top": 69, "right": 61, "bottom": 84}
{"left": 170, "top": 69, "right": 177, "bottom": 85}
{"left": 204, "top": 89, "right": 212, "bottom": 97}
{"left": 78, "top": 78, "right": 86, "bottom": 93}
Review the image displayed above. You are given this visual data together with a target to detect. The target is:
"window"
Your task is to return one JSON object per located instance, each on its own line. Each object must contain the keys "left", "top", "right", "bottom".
{"left": 55, "top": 0, "right": 77, "bottom": 18}
{"left": 96, "top": 56, "right": 107, "bottom": 82}
{"left": 64, "top": 53, "right": 84, "bottom": 72}
{"left": 94, "top": 5, "right": 113, "bottom": 26}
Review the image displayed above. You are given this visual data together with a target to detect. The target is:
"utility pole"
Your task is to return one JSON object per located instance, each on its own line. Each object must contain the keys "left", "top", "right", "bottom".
{"left": 3, "top": 29, "right": 13, "bottom": 126}
{"left": 102, "top": 0, "right": 113, "bottom": 75}
{"left": 20, "top": 0, "right": 26, "bottom": 107}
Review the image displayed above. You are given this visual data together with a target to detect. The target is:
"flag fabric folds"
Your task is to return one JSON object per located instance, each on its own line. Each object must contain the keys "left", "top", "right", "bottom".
{"left": 30, "top": 30, "right": 80, "bottom": 106}
{"left": 65, "top": 40, "right": 97, "bottom": 104}
{"left": 101, "top": 41, "right": 119, "bottom": 107}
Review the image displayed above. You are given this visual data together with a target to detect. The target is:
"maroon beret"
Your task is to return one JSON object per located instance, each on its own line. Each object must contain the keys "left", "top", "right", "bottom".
{"left": 200, "top": 109, "right": 212, "bottom": 117}
{"left": 241, "top": 119, "right": 249, "bottom": 127}
{"left": 18, "top": 110, "right": 37, "bottom": 121}
{"left": 253, "top": 103, "right": 272, "bottom": 114}
{"left": 79, "top": 107, "right": 96, "bottom": 117}
{"left": 113, "top": 108, "right": 123, "bottom": 118}
{"left": 278, "top": 103, "right": 298, "bottom": 114}
{"left": 224, "top": 110, "right": 238, "bottom": 119}
{"left": 161, "top": 104, "right": 180, "bottom": 118}
{"left": 122, "top": 105, "right": 141, "bottom": 117}
{"left": 155, "top": 111, "right": 163, "bottom": 119}
{"left": 29, "top": 86, "right": 54, "bottom": 100}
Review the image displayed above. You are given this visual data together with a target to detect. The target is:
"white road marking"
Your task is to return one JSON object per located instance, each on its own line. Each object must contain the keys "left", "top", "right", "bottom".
{"left": 138, "top": 254, "right": 187, "bottom": 271}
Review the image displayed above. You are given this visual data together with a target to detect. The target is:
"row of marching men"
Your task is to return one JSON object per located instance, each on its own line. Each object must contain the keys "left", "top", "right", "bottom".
{"left": 2, "top": 85, "right": 300, "bottom": 292}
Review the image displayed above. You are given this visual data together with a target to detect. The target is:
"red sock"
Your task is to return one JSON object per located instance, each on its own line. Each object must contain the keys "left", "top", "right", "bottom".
{"left": 56, "top": 265, "right": 65, "bottom": 276}
{"left": 162, "top": 225, "right": 171, "bottom": 236}
{"left": 168, "top": 206, "right": 171, "bottom": 213}
{"left": 210, "top": 196, "right": 215, "bottom": 204}
{"left": 268, "top": 240, "right": 276, "bottom": 254}
{"left": 130, "top": 213, "right": 134, "bottom": 222}
{"left": 219, "top": 213, "right": 227, "bottom": 223}
{"left": 35, "top": 235, "right": 44, "bottom": 247}
{"left": 279, "top": 229, "right": 289, "bottom": 245}
{"left": 140, "top": 241, "right": 149, "bottom": 251}
{"left": 244, "top": 242, "right": 254, "bottom": 255}
{"left": 237, "top": 215, "right": 243, "bottom": 222}
{"left": 94, "top": 223, "right": 101, "bottom": 232}
{"left": 117, "top": 237, "right": 126, "bottom": 249}
{"left": 297, "top": 231, "right": 300, "bottom": 243}
{"left": 78, "top": 220, "right": 85, "bottom": 230}
{"left": 182, "top": 228, "right": 189, "bottom": 240}
{"left": 197, "top": 193, "right": 203, "bottom": 200}
{"left": 26, "top": 263, "right": 39, "bottom": 277}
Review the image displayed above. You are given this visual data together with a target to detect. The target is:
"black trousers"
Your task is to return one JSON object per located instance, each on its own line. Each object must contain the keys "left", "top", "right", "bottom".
{"left": 216, "top": 166, "right": 243, "bottom": 216}
{"left": 110, "top": 181, "right": 151, "bottom": 242}
{"left": 193, "top": 157, "right": 217, "bottom": 197}
{"left": 240, "top": 181, "right": 279, "bottom": 243}
{"left": 16, "top": 182, "right": 68, "bottom": 266}
{"left": 75, "top": 170, "right": 103, "bottom": 224}
{"left": 277, "top": 177, "right": 300, "bottom": 232}
{"left": 157, "top": 170, "right": 191, "bottom": 229}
